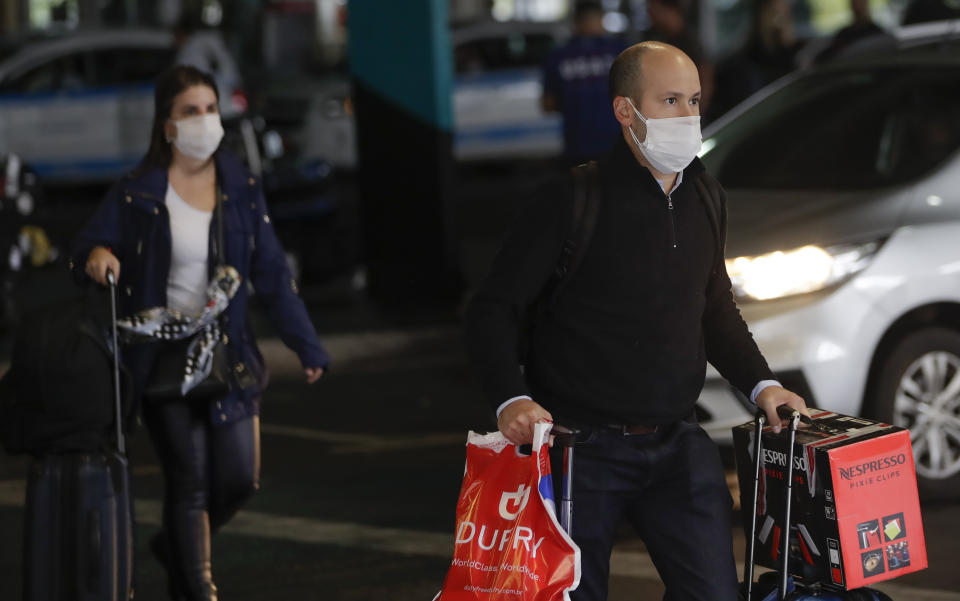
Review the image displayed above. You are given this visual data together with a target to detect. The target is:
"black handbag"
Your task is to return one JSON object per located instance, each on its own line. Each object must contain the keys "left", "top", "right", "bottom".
{"left": 142, "top": 337, "right": 231, "bottom": 404}
{"left": 142, "top": 185, "right": 231, "bottom": 404}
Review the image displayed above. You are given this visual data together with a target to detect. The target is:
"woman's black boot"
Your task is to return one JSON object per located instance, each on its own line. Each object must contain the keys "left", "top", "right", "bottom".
{"left": 168, "top": 509, "right": 218, "bottom": 601}
{"left": 149, "top": 531, "right": 183, "bottom": 601}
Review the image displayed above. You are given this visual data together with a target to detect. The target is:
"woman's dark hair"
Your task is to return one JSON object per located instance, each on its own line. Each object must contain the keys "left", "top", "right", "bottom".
{"left": 138, "top": 65, "right": 219, "bottom": 173}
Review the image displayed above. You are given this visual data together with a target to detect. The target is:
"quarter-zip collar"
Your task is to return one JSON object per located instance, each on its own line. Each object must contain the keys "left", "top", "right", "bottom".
{"left": 656, "top": 169, "right": 684, "bottom": 196}
{"left": 606, "top": 135, "right": 705, "bottom": 199}
{"left": 606, "top": 135, "right": 705, "bottom": 250}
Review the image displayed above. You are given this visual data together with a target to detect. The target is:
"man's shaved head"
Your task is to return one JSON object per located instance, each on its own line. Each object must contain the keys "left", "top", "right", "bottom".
{"left": 608, "top": 41, "right": 702, "bottom": 171}
{"left": 608, "top": 41, "right": 694, "bottom": 100}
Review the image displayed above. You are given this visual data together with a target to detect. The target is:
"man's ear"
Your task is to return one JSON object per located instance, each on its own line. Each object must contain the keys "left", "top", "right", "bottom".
{"left": 612, "top": 96, "right": 634, "bottom": 128}
{"left": 613, "top": 96, "right": 646, "bottom": 141}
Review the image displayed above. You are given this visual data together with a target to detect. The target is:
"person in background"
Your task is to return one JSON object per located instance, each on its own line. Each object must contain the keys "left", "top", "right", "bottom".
{"left": 72, "top": 65, "right": 329, "bottom": 601}
{"left": 709, "top": 0, "right": 802, "bottom": 120}
{"left": 816, "top": 0, "right": 890, "bottom": 64}
{"left": 542, "top": 0, "right": 628, "bottom": 165}
{"left": 174, "top": 12, "right": 245, "bottom": 119}
{"left": 645, "top": 0, "right": 715, "bottom": 113}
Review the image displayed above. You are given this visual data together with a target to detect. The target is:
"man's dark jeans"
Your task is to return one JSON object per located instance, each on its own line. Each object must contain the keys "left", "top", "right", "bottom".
{"left": 556, "top": 421, "right": 739, "bottom": 601}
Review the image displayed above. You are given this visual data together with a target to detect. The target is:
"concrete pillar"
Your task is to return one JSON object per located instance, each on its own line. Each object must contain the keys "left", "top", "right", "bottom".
{"left": 4, "top": 0, "right": 30, "bottom": 33}
{"left": 0, "top": 0, "right": 22, "bottom": 34}
{"left": 348, "top": 0, "right": 460, "bottom": 302}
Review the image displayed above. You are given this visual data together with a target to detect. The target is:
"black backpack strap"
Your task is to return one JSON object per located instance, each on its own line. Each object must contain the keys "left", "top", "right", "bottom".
{"left": 693, "top": 171, "right": 727, "bottom": 272}
{"left": 521, "top": 161, "right": 601, "bottom": 364}
{"left": 546, "top": 161, "right": 601, "bottom": 308}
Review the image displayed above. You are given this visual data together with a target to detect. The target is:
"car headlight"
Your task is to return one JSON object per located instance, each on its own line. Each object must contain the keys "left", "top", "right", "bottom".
{"left": 725, "top": 240, "right": 883, "bottom": 301}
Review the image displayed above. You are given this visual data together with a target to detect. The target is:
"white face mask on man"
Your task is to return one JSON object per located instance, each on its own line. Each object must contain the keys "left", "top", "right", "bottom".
{"left": 625, "top": 97, "right": 702, "bottom": 174}
{"left": 169, "top": 114, "right": 224, "bottom": 161}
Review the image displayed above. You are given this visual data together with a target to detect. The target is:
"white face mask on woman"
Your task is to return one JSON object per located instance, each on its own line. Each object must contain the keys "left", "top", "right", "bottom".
{"left": 625, "top": 97, "right": 702, "bottom": 174}
{"left": 170, "top": 114, "right": 224, "bottom": 160}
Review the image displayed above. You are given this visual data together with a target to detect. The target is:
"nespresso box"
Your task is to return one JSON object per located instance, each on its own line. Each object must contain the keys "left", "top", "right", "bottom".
{"left": 733, "top": 409, "right": 928, "bottom": 590}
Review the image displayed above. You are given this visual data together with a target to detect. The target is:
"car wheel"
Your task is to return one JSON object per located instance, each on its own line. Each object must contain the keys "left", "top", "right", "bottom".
{"left": 871, "top": 327, "right": 960, "bottom": 499}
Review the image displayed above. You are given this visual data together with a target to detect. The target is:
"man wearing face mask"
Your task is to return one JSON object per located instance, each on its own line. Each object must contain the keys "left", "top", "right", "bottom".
{"left": 464, "top": 42, "right": 807, "bottom": 600}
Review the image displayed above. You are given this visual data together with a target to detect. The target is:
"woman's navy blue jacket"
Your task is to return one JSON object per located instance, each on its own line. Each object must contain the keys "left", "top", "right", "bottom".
{"left": 71, "top": 151, "right": 330, "bottom": 426}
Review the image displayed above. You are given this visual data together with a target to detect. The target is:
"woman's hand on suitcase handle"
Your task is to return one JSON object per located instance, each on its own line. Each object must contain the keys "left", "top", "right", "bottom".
{"left": 498, "top": 398, "right": 553, "bottom": 445}
{"left": 86, "top": 246, "right": 121, "bottom": 286}
{"left": 756, "top": 385, "right": 809, "bottom": 434}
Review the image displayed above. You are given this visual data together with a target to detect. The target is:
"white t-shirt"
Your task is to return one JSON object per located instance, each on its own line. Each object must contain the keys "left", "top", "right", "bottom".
{"left": 165, "top": 184, "right": 213, "bottom": 317}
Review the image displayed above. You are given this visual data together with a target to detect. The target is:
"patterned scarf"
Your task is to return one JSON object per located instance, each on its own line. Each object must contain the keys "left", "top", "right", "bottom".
{"left": 118, "top": 265, "right": 242, "bottom": 395}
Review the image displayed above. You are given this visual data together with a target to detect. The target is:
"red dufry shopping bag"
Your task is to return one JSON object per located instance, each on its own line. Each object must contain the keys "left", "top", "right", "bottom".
{"left": 435, "top": 422, "right": 581, "bottom": 601}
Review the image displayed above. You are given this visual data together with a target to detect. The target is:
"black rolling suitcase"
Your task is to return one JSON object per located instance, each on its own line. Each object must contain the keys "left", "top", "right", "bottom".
{"left": 22, "top": 272, "right": 133, "bottom": 601}
{"left": 740, "top": 408, "right": 892, "bottom": 601}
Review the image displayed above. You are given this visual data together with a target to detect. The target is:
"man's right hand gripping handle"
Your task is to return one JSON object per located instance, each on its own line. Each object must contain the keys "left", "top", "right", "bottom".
{"left": 498, "top": 398, "right": 553, "bottom": 445}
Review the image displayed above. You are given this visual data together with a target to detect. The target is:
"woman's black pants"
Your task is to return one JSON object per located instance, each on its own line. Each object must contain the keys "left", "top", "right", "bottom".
{"left": 143, "top": 400, "right": 260, "bottom": 601}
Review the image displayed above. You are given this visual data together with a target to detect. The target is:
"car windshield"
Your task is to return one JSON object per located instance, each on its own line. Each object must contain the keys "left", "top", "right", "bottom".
{"left": 701, "top": 66, "right": 960, "bottom": 190}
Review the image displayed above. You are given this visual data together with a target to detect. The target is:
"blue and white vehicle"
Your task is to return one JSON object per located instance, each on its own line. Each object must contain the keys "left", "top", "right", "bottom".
{"left": 0, "top": 29, "right": 250, "bottom": 185}
{"left": 0, "top": 30, "right": 175, "bottom": 183}
{"left": 302, "top": 21, "right": 569, "bottom": 168}
{"left": 451, "top": 21, "right": 567, "bottom": 162}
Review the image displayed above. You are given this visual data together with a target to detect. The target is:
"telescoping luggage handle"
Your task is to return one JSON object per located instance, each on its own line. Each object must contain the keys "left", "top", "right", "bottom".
{"left": 551, "top": 424, "right": 581, "bottom": 535}
{"left": 745, "top": 411, "right": 766, "bottom": 601}
{"left": 777, "top": 407, "right": 802, "bottom": 601}
{"left": 745, "top": 407, "right": 802, "bottom": 601}
{"left": 106, "top": 270, "right": 125, "bottom": 455}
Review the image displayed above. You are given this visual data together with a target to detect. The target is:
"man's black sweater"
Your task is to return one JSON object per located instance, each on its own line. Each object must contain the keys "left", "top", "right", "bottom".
{"left": 464, "top": 137, "right": 774, "bottom": 426}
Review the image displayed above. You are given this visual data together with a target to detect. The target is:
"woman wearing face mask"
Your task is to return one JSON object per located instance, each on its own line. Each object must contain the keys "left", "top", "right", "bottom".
{"left": 71, "top": 65, "right": 330, "bottom": 601}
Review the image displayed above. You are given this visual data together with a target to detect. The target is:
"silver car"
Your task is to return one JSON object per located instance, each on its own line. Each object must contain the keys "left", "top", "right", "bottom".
{"left": 698, "top": 24, "right": 960, "bottom": 497}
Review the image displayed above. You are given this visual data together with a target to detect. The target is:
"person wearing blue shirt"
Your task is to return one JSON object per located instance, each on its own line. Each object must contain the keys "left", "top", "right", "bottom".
{"left": 542, "top": 1, "right": 627, "bottom": 164}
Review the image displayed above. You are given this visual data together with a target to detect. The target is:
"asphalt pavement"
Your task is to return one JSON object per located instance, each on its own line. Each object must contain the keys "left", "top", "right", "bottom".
{"left": 1, "top": 169, "right": 958, "bottom": 599}
{"left": 2, "top": 309, "right": 959, "bottom": 600}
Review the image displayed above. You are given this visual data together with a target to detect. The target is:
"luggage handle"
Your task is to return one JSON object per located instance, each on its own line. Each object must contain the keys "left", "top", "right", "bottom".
{"left": 778, "top": 409, "right": 802, "bottom": 601}
{"left": 775, "top": 404, "right": 815, "bottom": 427}
{"left": 745, "top": 408, "right": 802, "bottom": 601}
{"left": 106, "top": 270, "right": 125, "bottom": 455}
{"left": 514, "top": 424, "right": 580, "bottom": 534}
{"left": 745, "top": 411, "right": 766, "bottom": 601}
{"left": 551, "top": 424, "right": 582, "bottom": 448}
{"left": 551, "top": 424, "right": 581, "bottom": 535}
